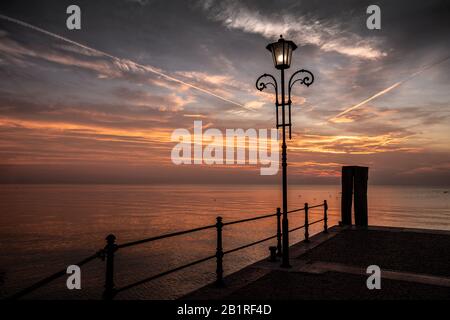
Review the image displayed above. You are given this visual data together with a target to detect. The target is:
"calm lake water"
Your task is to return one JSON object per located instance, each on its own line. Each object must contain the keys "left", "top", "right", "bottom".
{"left": 0, "top": 184, "right": 449, "bottom": 299}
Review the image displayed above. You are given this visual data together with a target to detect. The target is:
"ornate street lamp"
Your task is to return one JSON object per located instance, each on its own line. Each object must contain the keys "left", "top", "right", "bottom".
{"left": 256, "top": 35, "right": 314, "bottom": 268}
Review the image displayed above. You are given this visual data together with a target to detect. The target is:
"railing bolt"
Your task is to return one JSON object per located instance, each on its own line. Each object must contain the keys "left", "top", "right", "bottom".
{"left": 324, "top": 200, "right": 328, "bottom": 233}
{"left": 215, "top": 216, "right": 224, "bottom": 287}
{"left": 304, "top": 203, "right": 310, "bottom": 243}
{"left": 103, "top": 234, "right": 117, "bottom": 300}
{"left": 276, "top": 207, "right": 282, "bottom": 256}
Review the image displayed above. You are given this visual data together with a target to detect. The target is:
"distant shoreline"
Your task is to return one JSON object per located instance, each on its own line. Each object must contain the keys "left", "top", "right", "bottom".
{"left": 0, "top": 182, "right": 449, "bottom": 188}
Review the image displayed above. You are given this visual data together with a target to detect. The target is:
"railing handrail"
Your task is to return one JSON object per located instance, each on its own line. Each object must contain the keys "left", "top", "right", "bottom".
{"left": 223, "top": 212, "right": 277, "bottom": 226}
{"left": 117, "top": 223, "right": 217, "bottom": 249}
{"left": 115, "top": 253, "right": 217, "bottom": 294}
{"left": 118, "top": 210, "right": 280, "bottom": 249}
{"left": 7, "top": 250, "right": 103, "bottom": 300}
{"left": 8, "top": 200, "right": 329, "bottom": 300}
{"left": 287, "top": 202, "right": 324, "bottom": 213}
{"left": 121, "top": 204, "right": 324, "bottom": 249}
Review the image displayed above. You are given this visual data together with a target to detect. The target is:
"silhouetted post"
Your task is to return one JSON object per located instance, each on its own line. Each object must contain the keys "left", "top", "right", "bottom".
{"left": 103, "top": 234, "right": 117, "bottom": 300}
{"left": 304, "top": 203, "right": 310, "bottom": 243}
{"left": 323, "top": 200, "right": 328, "bottom": 233}
{"left": 354, "top": 166, "right": 369, "bottom": 227}
{"left": 280, "top": 66, "right": 291, "bottom": 269}
{"left": 341, "top": 166, "right": 353, "bottom": 225}
{"left": 256, "top": 36, "right": 314, "bottom": 268}
{"left": 215, "top": 216, "right": 224, "bottom": 286}
{"left": 276, "top": 207, "right": 282, "bottom": 256}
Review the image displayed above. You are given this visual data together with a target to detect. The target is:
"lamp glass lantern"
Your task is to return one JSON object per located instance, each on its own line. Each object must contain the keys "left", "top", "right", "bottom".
{"left": 266, "top": 35, "right": 297, "bottom": 70}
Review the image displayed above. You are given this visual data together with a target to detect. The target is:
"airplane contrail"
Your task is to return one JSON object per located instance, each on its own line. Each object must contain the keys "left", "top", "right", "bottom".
{"left": 0, "top": 14, "right": 246, "bottom": 109}
{"left": 329, "top": 55, "right": 450, "bottom": 122}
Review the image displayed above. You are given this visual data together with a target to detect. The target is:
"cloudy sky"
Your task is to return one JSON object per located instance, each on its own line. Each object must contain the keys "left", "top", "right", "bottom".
{"left": 0, "top": 0, "right": 449, "bottom": 185}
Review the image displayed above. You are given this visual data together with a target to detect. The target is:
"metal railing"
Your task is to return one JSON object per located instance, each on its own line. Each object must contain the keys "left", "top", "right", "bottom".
{"left": 9, "top": 200, "right": 329, "bottom": 300}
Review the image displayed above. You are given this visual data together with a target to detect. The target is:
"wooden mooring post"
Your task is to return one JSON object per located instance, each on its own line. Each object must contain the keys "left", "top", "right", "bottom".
{"left": 341, "top": 166, "right": 369, "bottom": 227}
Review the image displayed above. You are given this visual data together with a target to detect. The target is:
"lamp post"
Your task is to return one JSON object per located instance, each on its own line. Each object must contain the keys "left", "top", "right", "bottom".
{"left": 256, "top": 35, "right": 314, "bottom": 268}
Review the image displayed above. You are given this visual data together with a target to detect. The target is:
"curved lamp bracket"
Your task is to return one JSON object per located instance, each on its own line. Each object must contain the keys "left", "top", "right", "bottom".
{"left": 287, "top": 69, "right": 314, "bottom": 139}
{"left": 256, "top": 73, "right": 280, "bottom": 128}
{"left": 256, "top": 73, "right": 279, "bottom": 105}
{"left": 255, "top": 70, "right": 314, "bottom": 139}
{"left": 288, "top": 69, "right": 314, "bottom": 102}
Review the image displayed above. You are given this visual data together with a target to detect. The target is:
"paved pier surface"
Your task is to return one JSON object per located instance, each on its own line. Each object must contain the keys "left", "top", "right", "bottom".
{"left": 183, "top": 226, "right": 450, "bottom": 300}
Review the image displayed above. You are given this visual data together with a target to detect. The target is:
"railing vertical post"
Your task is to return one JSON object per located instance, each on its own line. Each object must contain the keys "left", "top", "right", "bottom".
{"left": 215, "top": 216, "right": 224, "bottom": 286}
{"left": 324, "top": 200, "right": 328, "bottom": 233}
{"left": 276, "top": 208, "right": 282, "bottom": 256}
{"left": 304, "top": 203, "right": 310, "bottom": 243}
{"left": 103, "top": 234, "right": 117, "bottom": 300}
